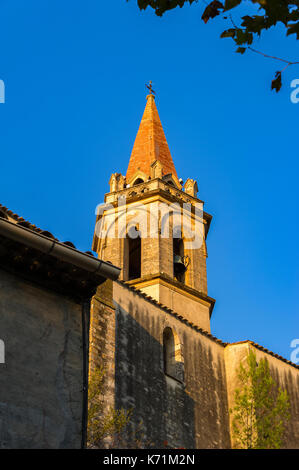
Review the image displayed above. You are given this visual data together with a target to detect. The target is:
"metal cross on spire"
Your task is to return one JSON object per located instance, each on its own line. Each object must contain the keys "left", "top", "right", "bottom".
{"left": 146, "top": 80, "right": 155, "bottom": 95}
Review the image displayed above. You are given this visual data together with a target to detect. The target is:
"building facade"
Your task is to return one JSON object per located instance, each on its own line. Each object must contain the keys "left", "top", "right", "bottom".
{"left": 90, "top": 92, "right": 299, "bottom": 448}
{"left": 0, "top": 92, "right": 298, "bottom": 449}
{"left": 0, "top": 205, "right": 120, "bottom": 448}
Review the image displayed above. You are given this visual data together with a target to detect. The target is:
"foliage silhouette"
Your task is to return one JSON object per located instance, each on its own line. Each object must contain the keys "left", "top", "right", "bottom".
{"left": 133, "top": 1, "right": 299, "bottom": 91}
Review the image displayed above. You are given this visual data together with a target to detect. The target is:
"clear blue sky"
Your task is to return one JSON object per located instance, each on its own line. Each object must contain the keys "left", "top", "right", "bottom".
{"left": 0, "top": 1, "right": 298, "bottom": 361}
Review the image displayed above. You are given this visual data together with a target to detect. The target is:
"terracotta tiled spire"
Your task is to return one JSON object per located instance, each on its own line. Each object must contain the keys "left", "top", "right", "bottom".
{"left": 126, "top": 94, "right": 178, "bottom": 182}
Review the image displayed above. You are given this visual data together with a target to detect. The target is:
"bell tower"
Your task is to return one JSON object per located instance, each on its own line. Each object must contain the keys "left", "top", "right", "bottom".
{"left": 92, "top": 90, "right": 215, "bottom": 332}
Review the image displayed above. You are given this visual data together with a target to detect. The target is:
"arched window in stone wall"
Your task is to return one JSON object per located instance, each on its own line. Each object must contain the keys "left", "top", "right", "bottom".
{"left": 126, "top": 226, "right": 141, "bottom": 280}
{"left": 163, "top": 327, "right": 184, "bottom": 383}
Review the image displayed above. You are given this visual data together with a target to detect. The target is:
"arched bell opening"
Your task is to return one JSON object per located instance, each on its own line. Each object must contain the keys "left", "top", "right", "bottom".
{"left": 126, "top": 226, "right": 141, "bottom": 280}
{"left": 173, "top": 237, "right": 186, "bottom": 283}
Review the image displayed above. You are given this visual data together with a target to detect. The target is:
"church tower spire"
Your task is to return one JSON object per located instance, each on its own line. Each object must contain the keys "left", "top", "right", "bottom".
{"left": 93, "top": 88, "right": 215, "bottom": 332}
{"left": 126, "top": 92, "right": 178, "bottom": 184}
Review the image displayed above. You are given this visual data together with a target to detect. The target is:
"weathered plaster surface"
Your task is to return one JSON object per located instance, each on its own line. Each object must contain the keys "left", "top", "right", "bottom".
{"left": 224, "top": 343, "right": 299, "bottom": 449}
{"left": 112, "top": 282, "right": 230, "bottom": 449}
{"left": 0, "top": 268, "right": 83, "bottom": 449}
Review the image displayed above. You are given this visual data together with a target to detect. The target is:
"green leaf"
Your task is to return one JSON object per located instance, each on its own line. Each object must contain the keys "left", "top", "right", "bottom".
{"left": 220, "top": 28, "right": 236, "bottom": 38}
{"left": 241, "top": 15, "right": 266, "bottom": 35}
{"left": 235, "top": 28, "right": 253, "bottom": 45}
{"left": 202, "top": 0, "right": 224, "bottom": 24}
{"left": 287, "top": 22, "right": 299, "bottom": 39}
{"left": 224, "top": 0, "right": 241, "bottom": 11}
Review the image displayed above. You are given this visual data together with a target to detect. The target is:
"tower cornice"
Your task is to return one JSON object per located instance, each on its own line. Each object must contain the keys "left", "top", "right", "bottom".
{"left": 101, "top": 178, "right": 212, "bottom": 236}
{"left": 125, "top": 272, "right": 216, "bottom": 318}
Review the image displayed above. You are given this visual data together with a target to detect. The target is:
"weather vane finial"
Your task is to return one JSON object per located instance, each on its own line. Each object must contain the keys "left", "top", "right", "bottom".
{"left": 146, "top": 80, "right": 155, "bottom": 96}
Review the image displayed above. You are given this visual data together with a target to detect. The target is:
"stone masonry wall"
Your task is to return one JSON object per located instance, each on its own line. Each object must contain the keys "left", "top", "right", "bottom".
{"left": 0, "top": 268, "right": 84, "bottom": 449}
{"left": 112, "top": 282, "right": 231, "bottom": 449}
{"left": 224, "top": 342, "right": 299, "bottom": 449}
{"left": 89, "top": 281, "right": 116, "bottom": 413}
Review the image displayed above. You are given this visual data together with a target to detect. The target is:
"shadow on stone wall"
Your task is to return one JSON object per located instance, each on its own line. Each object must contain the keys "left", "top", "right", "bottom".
{"left": 271, "top": 366, "right": 299, "bottom": 448}
{"left": 114, "top": 300, "right": 195, "bottom": 449}
{"left": 185, "top": 336, "right": 229, "bottom": 448}
{"left": 113, "top": 295, "right": 231, "bottom": 449}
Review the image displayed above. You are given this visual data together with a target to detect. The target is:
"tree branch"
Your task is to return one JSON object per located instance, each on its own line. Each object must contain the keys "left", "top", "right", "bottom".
{"left": 248, "top": 47, "right": 299, "bottom": 69}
